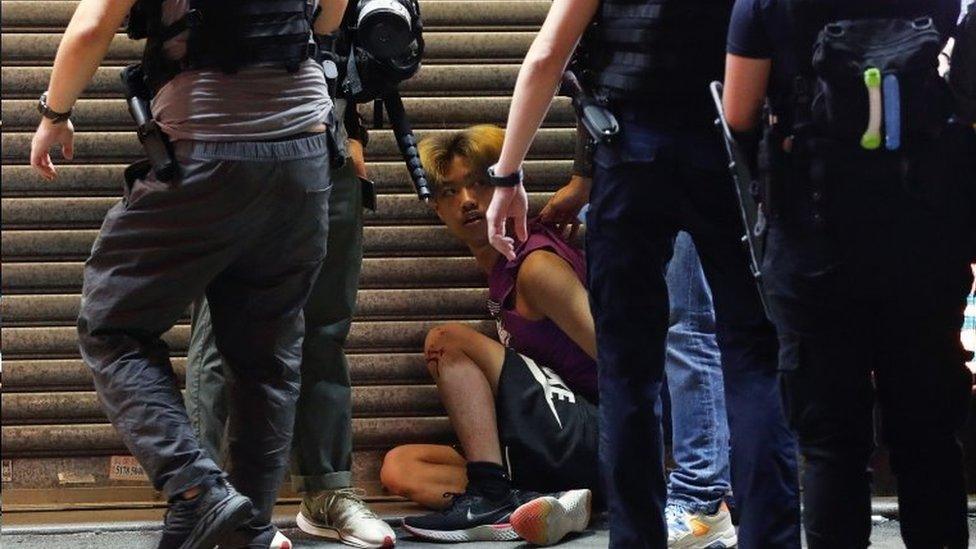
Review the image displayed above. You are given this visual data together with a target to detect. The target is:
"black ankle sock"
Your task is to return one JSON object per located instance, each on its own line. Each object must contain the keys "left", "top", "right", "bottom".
{"left": 466, "top": 461, "right": 511, "bottom": 500}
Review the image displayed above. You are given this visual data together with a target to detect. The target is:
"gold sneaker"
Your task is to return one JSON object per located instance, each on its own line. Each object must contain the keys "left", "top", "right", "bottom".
{"left": 296, "top": 488, "right": 395, "bottom": 548}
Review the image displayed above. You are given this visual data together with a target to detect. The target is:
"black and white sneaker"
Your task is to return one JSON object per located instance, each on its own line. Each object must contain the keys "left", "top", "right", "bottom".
{"left": 401, "top": 489, "right": 540, "bottom": 542}
{"left": 157, "top": 476, "right": 253, "bottom": 549}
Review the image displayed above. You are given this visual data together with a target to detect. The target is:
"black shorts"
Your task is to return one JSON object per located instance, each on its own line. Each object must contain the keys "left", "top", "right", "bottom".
{"left": 495, "top": 349, "right": 601, "bottom": 500}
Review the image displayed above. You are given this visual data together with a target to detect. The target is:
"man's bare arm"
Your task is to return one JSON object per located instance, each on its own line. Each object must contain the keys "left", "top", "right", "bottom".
{"left": 723, "top": 53, "right": 771, "bottom": 132}
{"left": 486, "top": 0, "right": 599, "bottom": 260}
{"left": 31, "top": 0, "right": 136, "bottom": 180}
{"left": 47, "top": 0, "right": 137, "bottom": 112}
{"left": 315, "top": 0, "right": 349, "bottom": 35}
{"left": 516, "top": 250, "right": 597, "bottom": 360}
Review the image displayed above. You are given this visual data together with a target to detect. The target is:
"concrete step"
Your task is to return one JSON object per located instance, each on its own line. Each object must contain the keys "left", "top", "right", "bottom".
{"left": 1, "top": 319, "right": 496, "bottom": 357}
{"left": 1, "top": 64, "right": 524, "bottom": 98}
{"left": 1, "top": 127, "right": 576, "bottom": 163}
{"left": 1, "top": 354, "right": 434, "bottom": 392}
{"left": 1, "top": 32, "right": 537, "bottom": 65}
{"left": 2, "top": 257, "right": 484, "bottom": 294}
{"left": 0, "top": 96, "right": 574, "bottom": 131}
{"left": 1, "top": 288, "right": 490, "bottom": 324}
{"left": 1, "top": 160, "right": 573, "bottom": 197}
{"left": 2, "top": 417, "right": 453, "bottom": 455}
{"left": 0, "top": 0, "right": 549, "bottom": 30}
{"left": 0, "top": 193, "right": 555, "bottom": 229}
{"left": 2, "top": 387, "right": 444, "bottom": 424}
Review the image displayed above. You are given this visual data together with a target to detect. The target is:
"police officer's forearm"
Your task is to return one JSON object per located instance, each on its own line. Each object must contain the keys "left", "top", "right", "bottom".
{"left": 722, "top": 54, "right": 771, "bottom": 132}
{"left": 46, "top": 0, "right": 136, "bottom": 113}
{"left": 495, "top": 0, "right": 599, "bottom": 176}
{"left": 315, "top": 0, "right": 349, "bottom": 35}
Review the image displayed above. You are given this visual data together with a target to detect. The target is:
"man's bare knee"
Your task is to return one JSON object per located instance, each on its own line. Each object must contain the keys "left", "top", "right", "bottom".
{"left": 380, "top": 445, "right": 412, "bottom": 495}
{"left": 424, "top": 323, "right": 470, "bottom": 379}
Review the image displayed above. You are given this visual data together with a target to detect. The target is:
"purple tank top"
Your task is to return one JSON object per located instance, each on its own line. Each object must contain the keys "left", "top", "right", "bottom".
{"left": 487, "top": 221, "right": 598, "bottom": 402}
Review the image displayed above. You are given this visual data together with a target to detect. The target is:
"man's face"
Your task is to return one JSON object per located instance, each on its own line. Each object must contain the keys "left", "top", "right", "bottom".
{"left": 432, "top": 155, "right": 495, "bottom": 247}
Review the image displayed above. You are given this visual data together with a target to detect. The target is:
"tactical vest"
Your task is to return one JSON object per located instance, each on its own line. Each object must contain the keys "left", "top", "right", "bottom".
{"left": 127, "top": 0, "right": 317, "bottom": 93}
{"left": 587, "top": 0, "right": 732, "bottom": 109}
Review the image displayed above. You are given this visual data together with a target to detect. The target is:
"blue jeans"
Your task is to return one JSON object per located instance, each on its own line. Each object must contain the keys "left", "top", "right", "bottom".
{"left": 664, "top": 232, "right": 730, "bottom": 514}
{"left": 587, "top": 111, "right": 800, "bottom": 548}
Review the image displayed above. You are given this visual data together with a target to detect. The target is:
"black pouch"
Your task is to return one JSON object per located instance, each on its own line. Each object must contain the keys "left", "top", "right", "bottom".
{"left": 326, "top": 119, "right": 348, "bottom": 172}
{"left": 124, "top": 158, "right": 153, "bottom": 186}
{"left": 360, "top": 177, "right": 377, "bottom": 211}
{"left": 811, "top": 17, "right": 948, "bottom": 143}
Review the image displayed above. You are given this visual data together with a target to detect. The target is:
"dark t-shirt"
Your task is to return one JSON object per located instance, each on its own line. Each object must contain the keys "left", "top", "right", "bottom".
{"left": 727, "top": 0, "right": 960, "bottom": 112}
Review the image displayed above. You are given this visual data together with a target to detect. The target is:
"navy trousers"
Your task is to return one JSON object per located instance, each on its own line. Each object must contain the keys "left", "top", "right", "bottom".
{"left": 586, "top": 111, "right": 800, "bottom": 548}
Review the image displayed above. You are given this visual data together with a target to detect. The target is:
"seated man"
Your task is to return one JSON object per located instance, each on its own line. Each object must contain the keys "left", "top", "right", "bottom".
{"left": 384, "top": 125, "right": 736, "bottom": 548}
{"left": 386, "top": 125, "right": 597, "bottom": 544}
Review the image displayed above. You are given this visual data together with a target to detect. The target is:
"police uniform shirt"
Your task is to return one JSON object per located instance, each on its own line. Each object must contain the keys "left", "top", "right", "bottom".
{"left": 727, "top": 0, "right": 960, "bottom": 112}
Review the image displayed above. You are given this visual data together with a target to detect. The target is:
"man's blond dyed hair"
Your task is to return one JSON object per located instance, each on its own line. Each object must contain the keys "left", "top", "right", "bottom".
{"left": 418, "top": 125, "right": 505, "bottom": 194}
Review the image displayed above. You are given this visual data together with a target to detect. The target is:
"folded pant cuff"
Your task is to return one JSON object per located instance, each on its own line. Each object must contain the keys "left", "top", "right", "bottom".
{"left": 291, "top": 471, "right": 352, "bottom": 493}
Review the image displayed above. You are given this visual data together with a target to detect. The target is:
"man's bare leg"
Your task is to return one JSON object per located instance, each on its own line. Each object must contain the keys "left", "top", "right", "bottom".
{"left": 423, "top": 323, "right": 506, "bottom": 465}
{"left": 381, "top": 444, "right": 467, "bottom": 509}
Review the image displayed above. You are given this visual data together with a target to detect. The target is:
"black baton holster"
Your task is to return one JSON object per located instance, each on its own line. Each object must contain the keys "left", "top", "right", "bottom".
{"left": 121, "top": 64, "right": 177, "bottom": 183}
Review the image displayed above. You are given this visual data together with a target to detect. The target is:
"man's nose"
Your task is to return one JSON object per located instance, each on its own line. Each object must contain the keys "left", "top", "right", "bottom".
{"left": 459, "top": 187, "right": 477, "bottom": 206}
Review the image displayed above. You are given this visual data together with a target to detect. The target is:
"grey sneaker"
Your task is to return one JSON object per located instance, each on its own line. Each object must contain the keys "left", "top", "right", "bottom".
{"left": 296, "top": 488, "right": 396, "bottom": 548}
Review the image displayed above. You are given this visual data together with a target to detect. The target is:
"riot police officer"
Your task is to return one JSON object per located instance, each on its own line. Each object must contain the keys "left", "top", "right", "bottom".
{"left": 29, "top": 0, "right": 346, "bottom": 547}
{"left": 484, "top": 0, "right": 801, "bottom": 546}
{"left": 724, "top": 0, "right": 975, "bottom": 546}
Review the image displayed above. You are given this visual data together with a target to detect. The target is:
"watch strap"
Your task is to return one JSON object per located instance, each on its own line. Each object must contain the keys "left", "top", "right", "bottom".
{"left": 38, "top": 92, "right": 72, "bottom": 124}
{"left": 487, "top": 164, "right": 523, "bottom": 187}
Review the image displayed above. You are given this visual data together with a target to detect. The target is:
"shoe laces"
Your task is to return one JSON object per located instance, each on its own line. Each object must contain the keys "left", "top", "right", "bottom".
{"left": 665, "top": 503, "right": 690, "bottom": 530}
{"left": 437, "top": 491, "right": 476, "bottom": 514}
{"left": 314, "top": 488, "right": 378, "bottom": 521}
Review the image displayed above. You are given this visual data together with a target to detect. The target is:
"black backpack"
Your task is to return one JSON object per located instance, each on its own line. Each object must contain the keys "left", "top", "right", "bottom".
{"left": 787, "top": 1, "right": 951, "bottom": 148}
{"left": 948, "top": 5, "right": 976, "bottom": 124}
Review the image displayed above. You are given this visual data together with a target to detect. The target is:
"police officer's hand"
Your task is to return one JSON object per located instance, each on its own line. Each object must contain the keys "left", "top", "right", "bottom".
{"left": 31, "top": 118, "right": 75, "bottom": 181}
{"left": 540, "top": 175, "right": 591, "bottom": 241}
{"left": 487, "top": 183, "right": 529, "bottom": 261}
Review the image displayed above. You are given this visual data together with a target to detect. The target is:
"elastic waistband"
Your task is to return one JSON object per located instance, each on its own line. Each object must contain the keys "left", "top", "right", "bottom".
{"left": 173, "top": 132, "right": 329, "bottom": 162}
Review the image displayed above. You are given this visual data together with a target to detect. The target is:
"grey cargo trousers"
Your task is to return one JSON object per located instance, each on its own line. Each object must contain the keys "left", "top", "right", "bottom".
{"left": 186, "top": 157, "right": 364, "bottom": 493}
{"left": 78, "top": 134, "right": 331, "bottom": 521}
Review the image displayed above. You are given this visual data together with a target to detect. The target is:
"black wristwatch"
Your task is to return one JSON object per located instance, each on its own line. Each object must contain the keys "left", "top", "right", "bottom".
{"left": 37, "top": 92, "right": 72, "bottom": 124}
{"left": 486, "top": 164, "right": 523, "bottom": 187}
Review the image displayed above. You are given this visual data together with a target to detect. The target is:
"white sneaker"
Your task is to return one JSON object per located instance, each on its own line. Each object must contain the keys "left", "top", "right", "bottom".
{"left": 666, "top": 502, "right": 737, "bottom": 548}
{"left": 296, "top": 488, "right": 396, "bottom": 548}
{"left": 269, "top": 530, "right": 292, "bottom": 549}
{"left": 509, "top": 489, "right": 592, "bottom": 546}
